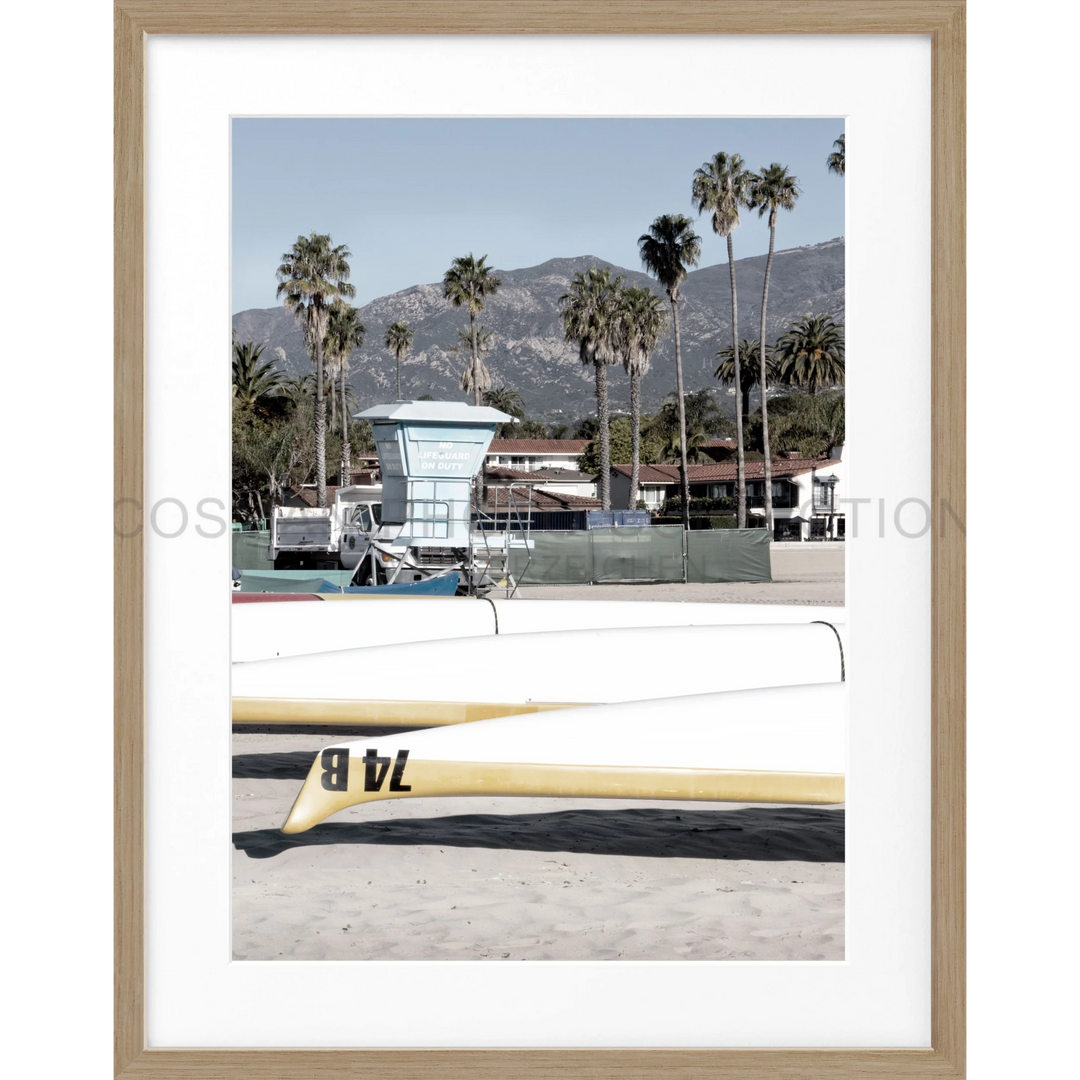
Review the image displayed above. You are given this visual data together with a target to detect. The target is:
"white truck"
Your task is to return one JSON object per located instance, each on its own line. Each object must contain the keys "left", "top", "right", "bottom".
{"left": 269, "top": 485, "right": 515, "bottom": 592}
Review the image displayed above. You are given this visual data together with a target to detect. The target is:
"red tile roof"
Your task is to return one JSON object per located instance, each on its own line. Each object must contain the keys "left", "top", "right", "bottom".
{"left": 612, "top": 458, "right": 840, "bottom": 484}
{"left": 485, "top": 467, "right": 597, "bottom": 482}
{"left": 488, "top": 439, "right": 590, "bottom": 454}
{"left": 486, "top": 487, "right": 602, "bottom": 511}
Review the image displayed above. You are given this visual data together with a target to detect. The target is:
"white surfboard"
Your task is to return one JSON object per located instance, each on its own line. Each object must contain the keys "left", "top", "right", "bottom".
{"left": 231, "top": 596, "right": 845, "bottom": 663}
{"left": 232, "top": 621, "right": 846, "bottom": 726}
{"left": 282, "top": 682, "right": 846, "bottom": 833}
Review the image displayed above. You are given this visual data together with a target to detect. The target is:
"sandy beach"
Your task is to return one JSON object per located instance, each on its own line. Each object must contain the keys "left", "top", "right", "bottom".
{"left": 231, "top": 544, "right": 846, "bottom": 961}
{"left": 232, "top": 732, "right": 844, "bottom": 961}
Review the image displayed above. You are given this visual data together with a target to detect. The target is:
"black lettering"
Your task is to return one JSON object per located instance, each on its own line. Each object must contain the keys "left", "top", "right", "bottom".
{"left": 389, "top": 750, "right": 411, "bottom": 792}
{"left": 320, "top": 748, "right": 349, "bottom": 791}
{"left": 363, "top": 748, "right": 391, "bottom": 791}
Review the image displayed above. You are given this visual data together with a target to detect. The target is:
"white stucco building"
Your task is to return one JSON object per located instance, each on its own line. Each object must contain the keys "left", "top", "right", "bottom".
{"left": 486, "top": 439, "right": 590, "bottom": 472}
{"left": 610, "top": 447, "right": 846, "bottom": 541}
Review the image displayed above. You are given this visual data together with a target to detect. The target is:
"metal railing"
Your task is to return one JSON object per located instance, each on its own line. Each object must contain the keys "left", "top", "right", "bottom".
{"left": 472, "top": 483, "right": 533, "bottom": 597}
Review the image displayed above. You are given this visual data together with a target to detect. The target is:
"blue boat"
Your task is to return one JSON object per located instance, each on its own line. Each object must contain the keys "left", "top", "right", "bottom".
{"left": 317, "top": 572, "right": 460, "bottom": 596}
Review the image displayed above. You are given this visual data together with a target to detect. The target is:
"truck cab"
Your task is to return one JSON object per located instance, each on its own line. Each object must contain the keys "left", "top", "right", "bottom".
{"left": 339, "top": 499, "right": 382, "bottom": 571}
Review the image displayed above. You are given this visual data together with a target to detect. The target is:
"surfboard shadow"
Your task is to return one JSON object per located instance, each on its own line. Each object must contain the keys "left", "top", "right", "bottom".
{"left": 232, "top": 751, "right": 319, "bottom": 779}
{"left": 233, "top": 806, "right": 845, "bottom": 863}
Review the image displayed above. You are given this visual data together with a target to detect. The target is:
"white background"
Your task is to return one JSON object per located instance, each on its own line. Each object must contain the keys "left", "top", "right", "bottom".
{"left": 145, "top": 31, "right": 929, "bottom": 1050}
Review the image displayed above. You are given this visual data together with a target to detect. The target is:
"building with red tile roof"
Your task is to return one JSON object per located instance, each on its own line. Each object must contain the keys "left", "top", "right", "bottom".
{"left": 610, "top": 449, "right": 846, "bottom": 541}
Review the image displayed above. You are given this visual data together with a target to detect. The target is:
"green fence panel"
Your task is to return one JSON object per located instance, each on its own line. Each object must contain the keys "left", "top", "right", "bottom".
{"left": 510, "top": 526, "right": 688, "bottom": 585}
{"left": 509, "top": 530, "right": 594, "bottom": 585}
{"left": 589, "top": 526, "right": 684, "bottom": 582}
{"left": 686, "top": 529, "right": 772, "bottom": 583}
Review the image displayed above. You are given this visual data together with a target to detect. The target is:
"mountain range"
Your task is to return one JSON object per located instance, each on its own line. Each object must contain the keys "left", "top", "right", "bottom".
{"left": 231, "top": 237, "right": 844, "bottom": 423}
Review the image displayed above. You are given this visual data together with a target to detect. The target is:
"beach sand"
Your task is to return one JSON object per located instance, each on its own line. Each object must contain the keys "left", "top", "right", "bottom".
{"left": 231, "top": 545, "right": 846, "bottom": 960}
{"left": 232, "top": 733, "right": 844, "bottom": 961}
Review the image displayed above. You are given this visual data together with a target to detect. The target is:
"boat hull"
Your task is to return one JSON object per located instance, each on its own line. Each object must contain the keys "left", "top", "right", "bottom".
{"left": 282, "top": 683, "right": 846, "bottom": 832}
{"left": 232, "top": 596, "right": 846, "bottom": 662}
{"left": 232, "top": 622, "right": 845, "bottom": 726}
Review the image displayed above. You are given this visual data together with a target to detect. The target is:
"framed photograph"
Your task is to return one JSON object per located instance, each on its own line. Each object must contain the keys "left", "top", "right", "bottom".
{"left": 111, "top": 4, "right": 972, "bottom": 1075}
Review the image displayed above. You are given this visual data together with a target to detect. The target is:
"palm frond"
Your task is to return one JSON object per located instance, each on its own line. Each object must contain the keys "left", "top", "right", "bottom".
{"left": 774, "top": 315, "right": 845, "bottom": 393}
{"left": 559, "top": 266, "right": 624, "bottom": 366}
{"left": 827, "top": 134, "right": 845, "bottom": 176}
{"left": 691, "top": 151, "right": 752, "bottom": 239}
{"left": 637, "top": 214, "right": 701, "bottom": 300}
{"left": 747, "top": 164, "right": 801, "bottom": 219}
{"left": 442, "top": 253, "right": 502, "bottom": 315}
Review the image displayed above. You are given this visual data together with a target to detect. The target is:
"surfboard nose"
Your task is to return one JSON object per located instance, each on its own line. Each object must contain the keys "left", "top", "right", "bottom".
{"left": 281, "top": 785, "right": 324, "bottom": 834}
{"left": 281, "top": 780, "right": 324, "bottom": 834}
{"left": 281, "top": 749, "right": 350, "bottom": 834}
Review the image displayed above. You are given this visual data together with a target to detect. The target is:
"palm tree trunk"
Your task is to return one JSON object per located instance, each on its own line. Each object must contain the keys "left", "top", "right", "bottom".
{"left": 759, "top": 215, "right": 776, "bottom": 535}
{"left": 340, "top": 365, "right": 351, "bottom": 488}
{"left": 672, "top": 297, "right": 690, "bottom": 538}
{"left": 329, "top": 367, "right": 338, "bottom": 435}
{"left": 396, "top": 351, "right": 402, "bottom": 400}
{"left": 469, "top": 312, "right": 487, "bottom": 511}
{"left": 315, "top": 336, "right": 327, "bottom": 508}
{"left": 629, "top": 368, "right": 641, "bottom": 510}
{"left": 728, "top": 235, "right": 747, "bottom": 529}
{"left": 595, "top": 359, "right": 611, "bottom": 510}
{"left": 470, "top": 313, "right": 481, "bottom": 407}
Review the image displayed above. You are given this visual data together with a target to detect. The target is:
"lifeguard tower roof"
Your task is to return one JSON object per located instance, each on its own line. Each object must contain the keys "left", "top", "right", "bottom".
{"left": 356, "top": 401, "right": 515, "bottom": 424}
{"left": 354, "top": 400, "right": 514, "bottom": 545}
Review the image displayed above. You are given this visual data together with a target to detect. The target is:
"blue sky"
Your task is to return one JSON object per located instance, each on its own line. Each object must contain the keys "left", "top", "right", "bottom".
{"left": 232, "top": 118, "right": 844, "bottom": 312}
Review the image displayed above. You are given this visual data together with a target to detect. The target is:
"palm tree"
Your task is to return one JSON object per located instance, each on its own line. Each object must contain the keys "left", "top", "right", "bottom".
{"left": 324, "top": 301, "right": 366, "bottom": 485}
{"left": 279, "top": 371, "right": 315, "bottom": 403}
{"left": 638, "top": 214, "right": 702, "bottom": 541}
{"left": 685, "top": 388, "right": 728, "bottom": 434}
{"left": 766, "top": 391, "right": 846, "bottom": 457}
{"left": 483, "top": 385, "right": 525, "bottom": 437}
{"left": 232, "top": 340, "right": 283, "bottom": 412}
{"left": 650, "top": 389, "right": 727, "bottom": 443}
{"left": 276, "top": 233, "right": 355, "bottom": 507}
{"left": 692, "top": 151, "right": 754, "bottom": 528}
{"left": 443, "top": 254, "right": 501, "bottom": 406}
{"left": 452, "top": 324, "right": 495, "bottom": 398}
{"left": 827, "top": 134, "right": 845, "bottom": 176}
{"left": 747, "top": 165, "right": 800, "bottom": 533}
{"left": 775, "top": 315, "right": 845, "bottom": 394}
{"left": 559, "top": 267, "right": 624, "bottom": 509}
{"left": 615, "top": 285, "right": 668, "bottom": 510}
{"left": 662, "top": 426, "right": 711, "bottom": 466}
{"left": 384, "top": 320, "right": 413, "bottom": 400}
{"left": 715, "top": 339, "right": 780, "bottom": 419}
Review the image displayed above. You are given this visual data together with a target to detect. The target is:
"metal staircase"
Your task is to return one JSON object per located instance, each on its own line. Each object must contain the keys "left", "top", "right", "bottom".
{"left": 470, "top": 481, "right": 534, "bottom": 597}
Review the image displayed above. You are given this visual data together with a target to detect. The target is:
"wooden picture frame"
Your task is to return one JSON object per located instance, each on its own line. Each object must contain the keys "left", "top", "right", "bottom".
{"left": 114, "top": 2, "right": 965, "bottom": 1075}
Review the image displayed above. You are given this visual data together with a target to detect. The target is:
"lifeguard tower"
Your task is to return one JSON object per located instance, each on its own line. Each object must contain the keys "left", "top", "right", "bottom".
{"left": 355, "top": 401, "right": 520, "bottom": 592}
